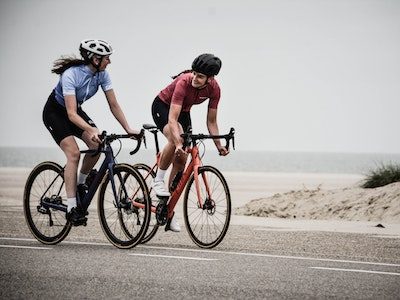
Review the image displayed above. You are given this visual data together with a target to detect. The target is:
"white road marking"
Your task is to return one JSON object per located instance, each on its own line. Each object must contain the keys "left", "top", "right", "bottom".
{"left": 0, "top": 244, "right": 52, "bottom": 250}
{"left": 128, "top": 253, "right": 218, "bottom": 261}
{"left": 138, "top": 245, "right": 400, "bottom": 267}
{"left": 310, "top": 267, "right": 400, "bottom": 276}
{"left": 0, "top": 237, "right": 110, "bottom": 246}
{"left": 2, "top": 237, "right": 399, "bottom": 267}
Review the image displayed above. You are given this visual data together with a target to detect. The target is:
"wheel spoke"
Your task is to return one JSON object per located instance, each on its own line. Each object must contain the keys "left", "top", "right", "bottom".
{"left": 184, "top": 166, "right": 231, "bottom": 248}
{"left": 23, "top": 162, "right": 71, "bottom": 244}
{"left": 98, "top": 164, "right": 150, "bottom": 249}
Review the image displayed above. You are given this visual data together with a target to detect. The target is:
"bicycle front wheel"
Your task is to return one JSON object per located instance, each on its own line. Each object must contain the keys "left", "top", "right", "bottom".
{"left": 23, "top": 161, "right": 71, "bottom": 244}
{"left": 98, "top": 164, "right": 151, "bottom": 249}
{"left": 183, "top": 166, "right": 231, "bottom": 248}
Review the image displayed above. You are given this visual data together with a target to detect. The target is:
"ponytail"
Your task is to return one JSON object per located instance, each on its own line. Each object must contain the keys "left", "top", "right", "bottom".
{"left": 171, "top": 69, "right": 192, "bottom": 80}
{"left": 51, "top": 55, "right": 87, "bottom": 75}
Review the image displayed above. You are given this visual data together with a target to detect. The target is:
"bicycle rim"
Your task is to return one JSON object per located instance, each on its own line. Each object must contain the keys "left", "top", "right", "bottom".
{"left": 183, "top": 166, "right": 231, "bottom": 248}
{"left": 23, "top": 161, "right": 71, "bottom": 244}
{"left": 98, "top": 164, "right": 150, "bottom": 249}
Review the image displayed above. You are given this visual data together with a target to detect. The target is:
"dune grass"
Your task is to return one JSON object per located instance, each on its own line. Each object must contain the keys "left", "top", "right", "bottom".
{"left": 362, "top": 163, "right": 400, "bottom": 188}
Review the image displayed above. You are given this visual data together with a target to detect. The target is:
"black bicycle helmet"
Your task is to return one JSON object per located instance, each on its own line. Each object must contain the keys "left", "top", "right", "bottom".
{"left": 192, "top": 53, "right": 222, "bottom": 77}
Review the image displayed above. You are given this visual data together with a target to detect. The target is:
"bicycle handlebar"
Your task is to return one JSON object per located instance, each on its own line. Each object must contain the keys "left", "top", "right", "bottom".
{"left": 81, "top": 129, "right": 146, "bottom": 157}
{"left": 181, "top": 127, "right": 236, "bottom": 151}
{"left": 128, "top": 129, "right": 146, "bottom": 155}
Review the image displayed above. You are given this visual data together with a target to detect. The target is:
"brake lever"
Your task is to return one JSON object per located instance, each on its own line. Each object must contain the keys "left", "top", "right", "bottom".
{"left": 90, "top": 131, "right": 106, "bottom": 157}
{"left": 129, "top": 129, "right": 145, "bottom": 155}
{"left": 220, "top": 128, "right": 235, "bottom": 154}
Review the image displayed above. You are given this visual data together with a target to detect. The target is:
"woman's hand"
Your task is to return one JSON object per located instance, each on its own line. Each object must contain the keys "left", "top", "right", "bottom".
{"left": 175, "top": 143, "right": 186, "bottom": 157}
{"left": 126, "top": 128, "right": 141, "bottom": 139}
{"left": 218, "top": 146, "right": 229, "bottom": 156}
{"left": 88, "top": 127, "right": 102, "bottom": 144}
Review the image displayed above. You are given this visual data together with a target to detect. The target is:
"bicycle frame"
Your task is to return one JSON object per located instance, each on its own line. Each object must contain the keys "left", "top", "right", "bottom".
{"left": 134, "top": 143, "right": 210, "bottom": 219}
{"left": 39, "top": 132, "right": 143, "bottom": 214}
{"left": 166, "top": 145, "right": 207, "bottom": 218}
{"left": 79, "top": 145, "right": 121, "bottom": 212}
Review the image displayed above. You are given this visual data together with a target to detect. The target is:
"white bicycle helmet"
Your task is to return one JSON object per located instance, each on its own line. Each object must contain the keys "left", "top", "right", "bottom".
{"left": 79, "top": 39, "right": 113, "bottom": 60}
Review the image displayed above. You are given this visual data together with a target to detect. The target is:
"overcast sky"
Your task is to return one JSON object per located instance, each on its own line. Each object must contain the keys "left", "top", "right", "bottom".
{"left": 0, "top": 0, "right": 399, "bottom": 153}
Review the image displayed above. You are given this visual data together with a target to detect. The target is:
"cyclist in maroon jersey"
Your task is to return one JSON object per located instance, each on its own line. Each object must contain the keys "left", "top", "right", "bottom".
{"left": 151, "top": 53, "right": 229, "bottom": 232}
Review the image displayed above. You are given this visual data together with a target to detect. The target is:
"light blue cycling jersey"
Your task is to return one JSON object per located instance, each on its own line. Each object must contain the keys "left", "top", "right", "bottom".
{"left": 54, "top": 64, "right": 112, "bottom": 107}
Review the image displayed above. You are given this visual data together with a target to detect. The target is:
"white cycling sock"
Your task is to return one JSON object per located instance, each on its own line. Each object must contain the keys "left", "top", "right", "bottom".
{"left": 78, "top": 172, "right": 88, "bottom": 185}
{"left": 155, "top": 169, "right": 167, "bottom": 182}
{"left": 67, "top": 197, "right": 77, "bottom": 212}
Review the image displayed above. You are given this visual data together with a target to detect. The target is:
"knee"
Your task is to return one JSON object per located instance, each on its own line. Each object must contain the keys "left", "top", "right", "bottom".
{"left": 174, "top": 153, "right": 187, "bottom": 167}
{"left": 66, "top": 149, "right": 80, "bottom": 165}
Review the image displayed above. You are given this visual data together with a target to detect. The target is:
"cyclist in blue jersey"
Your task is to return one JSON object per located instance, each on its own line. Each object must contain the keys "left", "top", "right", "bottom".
{"left": 43, "top": 39, "right": 140, "bottom": 225}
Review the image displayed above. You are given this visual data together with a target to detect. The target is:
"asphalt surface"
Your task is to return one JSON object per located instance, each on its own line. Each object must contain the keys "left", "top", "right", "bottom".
{"left": 1, "top": 205, "right": 399, "bottom": 299}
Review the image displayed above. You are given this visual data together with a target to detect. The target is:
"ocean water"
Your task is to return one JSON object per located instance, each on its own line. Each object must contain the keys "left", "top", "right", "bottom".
{"left": 1, "top": 147, "right": 400, "bottom": 175}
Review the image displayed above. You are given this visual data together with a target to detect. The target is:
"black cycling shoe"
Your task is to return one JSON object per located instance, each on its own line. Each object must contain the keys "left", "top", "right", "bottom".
{"left": 66, "top": 207, "right": 87, "bottom": 226}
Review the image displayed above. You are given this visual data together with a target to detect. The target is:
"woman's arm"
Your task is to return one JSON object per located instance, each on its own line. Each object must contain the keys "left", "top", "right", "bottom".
{"left": 168, "top": 103, "right": 184, "bottom": 148}
{"left": 207, "top": 108, "right": 229, "bottom": 156}
{"left": 104, "top": 89, "right": 139, "bottom": 135}
{"left": 65, "top": 95, "right": 101, "bottom": 143}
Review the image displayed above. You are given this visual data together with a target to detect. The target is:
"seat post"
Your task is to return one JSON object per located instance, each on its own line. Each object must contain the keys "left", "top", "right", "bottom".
{"left": 152, "top": 130, "right": 160, "bottom": 154}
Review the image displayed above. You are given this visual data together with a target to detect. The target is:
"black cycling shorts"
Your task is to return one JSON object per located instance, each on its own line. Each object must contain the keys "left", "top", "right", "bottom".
{"left": 42, "top": 90, "right": 97, "bottom": 145}
{"left": 151, "top": 96, "right": 191, "bottom": 133}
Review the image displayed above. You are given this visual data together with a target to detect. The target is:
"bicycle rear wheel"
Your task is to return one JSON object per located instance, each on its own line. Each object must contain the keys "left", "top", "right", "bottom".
{"left": 23, "top": 161, "right": 71, "bottom": 244}
{"left": 132, "top": 163, "right": 160, "bottom": 243}
{"left": 183, "top": 166, "right": 231, "bottom": 248}
{"left": 98, "top": 164, "right": 150, "bottom": 249}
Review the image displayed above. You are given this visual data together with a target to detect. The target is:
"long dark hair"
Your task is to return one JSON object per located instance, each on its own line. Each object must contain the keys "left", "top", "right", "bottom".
{"left": 171, "top": 69, "right": 192, "bottom": 79}
{"left": 51, "top": 55, "right": 87, "bottom": 75}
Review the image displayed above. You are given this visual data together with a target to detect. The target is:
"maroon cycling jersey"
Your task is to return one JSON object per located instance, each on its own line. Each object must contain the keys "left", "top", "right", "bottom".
{"left": 158, "top": 72, "right": 220, "bottom": 112}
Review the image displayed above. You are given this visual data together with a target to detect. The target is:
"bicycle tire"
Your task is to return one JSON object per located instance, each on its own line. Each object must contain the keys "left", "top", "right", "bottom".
{"left": 183, "top": 166, "right": 231, "bottom": 248}
{"left": 131, "top": 163, "right": 160, "bottom": 243}
{"left": 98, "top": 163, "right": 151, "bottom": 249}
{"left": 23, "top": 161, "right": 71, "bottom": 244}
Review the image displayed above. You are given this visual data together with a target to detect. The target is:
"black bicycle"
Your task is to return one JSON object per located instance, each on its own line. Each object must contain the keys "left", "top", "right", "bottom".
{"left": 23, "top": 131, "right": 151, "bottom": 249}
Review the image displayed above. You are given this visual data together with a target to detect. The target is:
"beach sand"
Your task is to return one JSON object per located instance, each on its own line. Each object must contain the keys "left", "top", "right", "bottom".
{"left": 233, "top": 174, "right": 400, "bottom": 223}
{"left": 1, "top": 167, "right": 399, "bottom": 236}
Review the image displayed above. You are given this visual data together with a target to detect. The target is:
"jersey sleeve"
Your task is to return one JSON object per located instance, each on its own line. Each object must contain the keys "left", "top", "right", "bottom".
{"left": 208, "top": 84, "right": 221, "bottom": 109}
{"left": 171, "top": 78, "right": 187, "bottom": 106}
{"left": 61, "top": 68, "right": 77, "bottom": 96}
{"left": 100, "top": 71, "right": 113, "bottom": 91}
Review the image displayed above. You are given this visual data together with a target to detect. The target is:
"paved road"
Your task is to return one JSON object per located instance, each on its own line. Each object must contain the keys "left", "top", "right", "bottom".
{"left": 1, "top": 206, "right": 399, "bottom": 299}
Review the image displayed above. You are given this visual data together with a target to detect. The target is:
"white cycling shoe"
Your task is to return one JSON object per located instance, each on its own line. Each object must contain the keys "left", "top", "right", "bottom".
{"left": 166, "top": 215, "right": 181, "bottom": 232}
{"left": 151, "top": 180, "right": 171, "bottom": 197}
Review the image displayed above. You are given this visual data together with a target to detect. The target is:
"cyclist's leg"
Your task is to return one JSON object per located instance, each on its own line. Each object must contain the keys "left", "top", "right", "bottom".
{"left": 59, "top": 136, "right": 87, "bottom": 224}
{"left": 43, "top": 97, "right": 86, "bottom": 224}
{"left": 80, "top": 130, "right": 100, "bottom": 175}
{"left": 168, "top": 111, "right": 191, "bottom": 187}
{"left": 152, "top": 98, "right": 175, "bottom": 172}
{"left": 74, "top": 109, "right": 100, "bottom": 178}
{"left": 59, "top": 136, "right": 80, "bottom": 200}
{"left": 160, "top": 119, "right": 188, "bottom": 188}
{"left": 169, "top": 150, "right": 188, "bottom": 187}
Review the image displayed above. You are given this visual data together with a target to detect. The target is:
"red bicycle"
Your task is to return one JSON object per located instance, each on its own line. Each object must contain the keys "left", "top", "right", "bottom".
{"left": 131, "top": 124, "right": 235, "bottom": 248}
